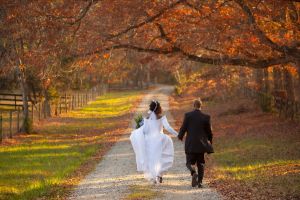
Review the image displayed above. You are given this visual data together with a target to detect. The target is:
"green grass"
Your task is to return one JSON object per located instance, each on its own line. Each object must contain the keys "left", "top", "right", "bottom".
{"left": 0, "top": 111, "right": 21, "bottom": 139}
{"left": 170, "top": 85, "right": 300, "bottom": 199}
{"left": 0, "top": 91, "right": 141, "bottom": 200}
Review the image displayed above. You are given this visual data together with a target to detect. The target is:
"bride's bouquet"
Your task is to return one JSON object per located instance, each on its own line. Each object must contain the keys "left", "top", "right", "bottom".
{"left": 134, "top": 114, "right": 144, "bottom": 129}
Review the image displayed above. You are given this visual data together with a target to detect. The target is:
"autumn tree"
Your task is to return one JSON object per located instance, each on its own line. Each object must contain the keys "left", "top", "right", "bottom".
{"left": 0, "top": 1, "right": 96, "bottom": 131}
{"left": 1, "top": 0, "right": 299, "bottom": 132}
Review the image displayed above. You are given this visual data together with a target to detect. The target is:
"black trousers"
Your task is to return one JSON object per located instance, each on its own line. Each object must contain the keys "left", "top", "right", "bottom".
{"left": 186, "top": 153, "right": 205, "bottom": 184}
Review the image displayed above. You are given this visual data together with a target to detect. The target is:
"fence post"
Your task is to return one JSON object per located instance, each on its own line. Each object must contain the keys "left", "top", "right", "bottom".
{"left": 65, "top": 93, "right": 67, "bottom": 113}
{"left": 78, "top": 94, "right": 80, "bottom": 107}
{"left": 42, "top": 101, "right": 45, "bottom": 118}
{"left": 17, "top": 107, "right": 20, "bottom": 132}
{"left": 83, "top": 93, "right": 85, "bottom": 105}
{"left": 76, "top": 93, "right": 79, "bottom": 108}
{"left": 82, "top": 94, "right": 84, "bottom": 106}
{"left": 79, "top": 93, "right": 81, "bottom": 107}
{"left": 59, "top": 97, "right": 62, "bottom": 114}
{"left": 0, "top": 115, "right": 2, "bottom": 143}
{"left": 72, "top": 95, "right": 74, "bottom": 110}
{"left": 14, "top": 95, "right": 17, "bottom": 110}
{"left": 38, "top": 103, "right": 41, "bottom": 120}
{"left": 31, "top": 104, "right": 34, "bottom": 122}
{"left": 9, "top": 111, "right": 12, "bottom": 139}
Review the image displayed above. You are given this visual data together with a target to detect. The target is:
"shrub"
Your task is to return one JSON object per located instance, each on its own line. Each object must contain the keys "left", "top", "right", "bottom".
{"left": 134, "top": 114, "right": 144, "bottom": 129}
{"left": 174, "top": 85, "right": 183, "bottom": 96}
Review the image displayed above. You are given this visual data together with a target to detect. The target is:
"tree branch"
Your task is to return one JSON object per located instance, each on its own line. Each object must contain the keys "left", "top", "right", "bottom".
{"left": 35, "top": 0, "right": 100, "bottom": 25}
{"left": 234, "top": 0, "right": 300, "bottom": 59}
{"left": 155, "top": 23, "right": 293, "bottom": 68}
{"left": 106, "top": 0, "right": 186, "bottom": 40}
{"left": 72, "top": 44, "right": 180, "bottom": 58}
{"left": 71, "top": 0, "right": 297, "bottom": 68}
{"left": 184, "top": 0, "right": 232, "bottom": 20}
{"left": 72, "top": 42, "right": 292, "bottom": 69}
{"left": 70, "top": 0, "right": 99, "bottom": 25}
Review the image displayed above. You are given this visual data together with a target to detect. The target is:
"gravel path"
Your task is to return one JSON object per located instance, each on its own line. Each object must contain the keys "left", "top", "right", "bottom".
{"left": 68, "top": 85, "right": 222, "bottom": 200}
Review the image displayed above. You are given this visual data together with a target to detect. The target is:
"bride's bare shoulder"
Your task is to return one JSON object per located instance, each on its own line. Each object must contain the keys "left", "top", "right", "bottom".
{"left": 157, "top": 114, "right": 164, "bottom": 119}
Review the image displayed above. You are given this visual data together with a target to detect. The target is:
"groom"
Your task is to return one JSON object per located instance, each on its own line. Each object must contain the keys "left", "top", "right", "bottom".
{"left": 178, "top": 99, "right": 213, "bottom": 188}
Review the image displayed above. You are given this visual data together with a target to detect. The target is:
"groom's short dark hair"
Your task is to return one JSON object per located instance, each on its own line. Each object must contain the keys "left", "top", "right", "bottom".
{"left": 194, "top": 99, "right": 202, "bottom": 109}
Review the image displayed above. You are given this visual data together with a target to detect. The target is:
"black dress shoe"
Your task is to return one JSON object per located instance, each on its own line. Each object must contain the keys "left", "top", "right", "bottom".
{"left": 198, "top": 183, "right": 203, "bottom": 188}
{"left": 159, "top": 177, "right": 163, "bottom": 183}
{"left": 192, "top": 173, "right": 198, "bottom": 187}
{"left": 156, "top": 176, "right": 163, "bottom": 183}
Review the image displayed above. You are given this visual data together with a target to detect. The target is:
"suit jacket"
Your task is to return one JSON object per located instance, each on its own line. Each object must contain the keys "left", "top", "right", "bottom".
{"left": 178, "top": 109, "right": 213, "bottom": 154}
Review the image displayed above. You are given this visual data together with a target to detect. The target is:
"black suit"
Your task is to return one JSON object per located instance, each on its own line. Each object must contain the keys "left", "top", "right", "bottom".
{"left": 178, "top": 109, "right": 213, "bottom": 184}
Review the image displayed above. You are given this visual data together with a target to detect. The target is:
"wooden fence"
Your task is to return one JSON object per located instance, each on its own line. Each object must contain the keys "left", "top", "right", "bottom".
{"left": 244, "top": 87, "right": 300, "bottom": 120}
{"left": 0, "top": 85, "right": 107, "bottom": 143}
{"left": 0, "top": 93, "right": 27, "bottom": 110}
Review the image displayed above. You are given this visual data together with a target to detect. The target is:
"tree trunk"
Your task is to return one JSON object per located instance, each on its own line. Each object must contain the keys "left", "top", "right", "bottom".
{"left": 296, "top": 60, "right": 300, "bottom": 101}
{"left": 136, "top": 64, "right": 144, "bottom": 89}
{"left": 15, "top": 65, "right": 30, "bottom": 133}
{"left": 146, "top": 65, "right": 151, "bottom": 86}
{"left": 273, "top": 66, "right": 283, "bottom": 91}
{"left": 43, "top": 89, "right": 52, "bottom": 117}
{"left": 255, "top": 68, "right": 264, "bottom": 91}
{"left": 283, "top": 66, "right": 295, "bottom": 101}
{"left": 263, "top": 68, "right": 270, "bottom": 93}
{"left": 239, "top": 68, "right": 247, "bottom": 94}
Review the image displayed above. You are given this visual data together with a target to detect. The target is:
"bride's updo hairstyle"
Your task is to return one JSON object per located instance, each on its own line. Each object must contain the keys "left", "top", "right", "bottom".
{"left": 149, "top": 100, "right": 162, "bottom": 116}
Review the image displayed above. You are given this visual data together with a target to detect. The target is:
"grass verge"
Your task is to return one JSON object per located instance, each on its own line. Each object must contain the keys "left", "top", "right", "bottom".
{"left": 124, "top": 185, "right": 162, "bottom": 200}
{"left": 0, "top": 90, "right": 142, "bottom": 200}
{"left": 170, "top": 93, "right": 300, "bottom": 200}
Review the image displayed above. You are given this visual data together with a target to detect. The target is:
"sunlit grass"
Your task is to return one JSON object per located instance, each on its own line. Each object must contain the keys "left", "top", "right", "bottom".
{"left": 212, "top": 132, "right": 300, "bottom": 197}
{"left": 125, "top": 185, "right": 162, "bottom": 200}
{"left": 0, "top": 91, "right": 141, "bottom": 200}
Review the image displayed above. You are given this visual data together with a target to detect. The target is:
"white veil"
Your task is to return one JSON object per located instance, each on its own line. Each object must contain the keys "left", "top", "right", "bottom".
{"left": 148, "top": 111, "right": 157, "bottom": 120}
{"left": 143, "top": 100, "right": 158, "bottom": 135}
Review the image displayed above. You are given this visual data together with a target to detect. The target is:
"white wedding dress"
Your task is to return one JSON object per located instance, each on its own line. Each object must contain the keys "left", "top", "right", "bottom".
{"left": 130, "top": 112, "right": 178, "bottom": 181}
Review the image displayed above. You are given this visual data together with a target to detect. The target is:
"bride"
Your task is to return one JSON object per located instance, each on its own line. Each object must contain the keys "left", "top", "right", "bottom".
{"left": 130, "top": 100, "right": 178, "bottom": 184}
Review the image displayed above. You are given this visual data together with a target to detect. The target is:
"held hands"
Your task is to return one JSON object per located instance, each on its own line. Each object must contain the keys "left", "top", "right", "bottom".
{"left": 177, "top": 136, "right": 183, "bottom": 141}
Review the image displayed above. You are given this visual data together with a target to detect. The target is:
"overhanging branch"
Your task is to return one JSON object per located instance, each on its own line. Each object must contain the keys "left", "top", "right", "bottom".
{"left": 106, "top": 0, "right": 186, "bottom": 39}
{"left": 72, "top": 43, "right": 293, "bottom": 68}
{"left": 234, "top": 0, "right": 300, "bottom": 59}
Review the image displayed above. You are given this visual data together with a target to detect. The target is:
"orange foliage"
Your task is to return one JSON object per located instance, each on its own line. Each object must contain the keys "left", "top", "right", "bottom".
{"left": 103, "top": 53, "right": 110, "bottom": 59}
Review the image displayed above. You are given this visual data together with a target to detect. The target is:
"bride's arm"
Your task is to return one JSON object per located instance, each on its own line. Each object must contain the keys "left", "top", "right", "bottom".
{"left": 142, "top": 118, "right": 148, "bottom": 134}
{"left": 162, "top": 116, "right": 178, "bottom": 136}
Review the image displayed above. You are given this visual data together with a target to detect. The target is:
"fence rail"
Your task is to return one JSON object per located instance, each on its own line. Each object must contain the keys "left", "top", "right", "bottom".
{"left": 0, "top": 85, "right": 107, "bottom": 143}
{"left": 0, "top": 93, "right": 36, "bottom": 110}
{"left": 244, "top": 87, "right": 300, "bottom": 120}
